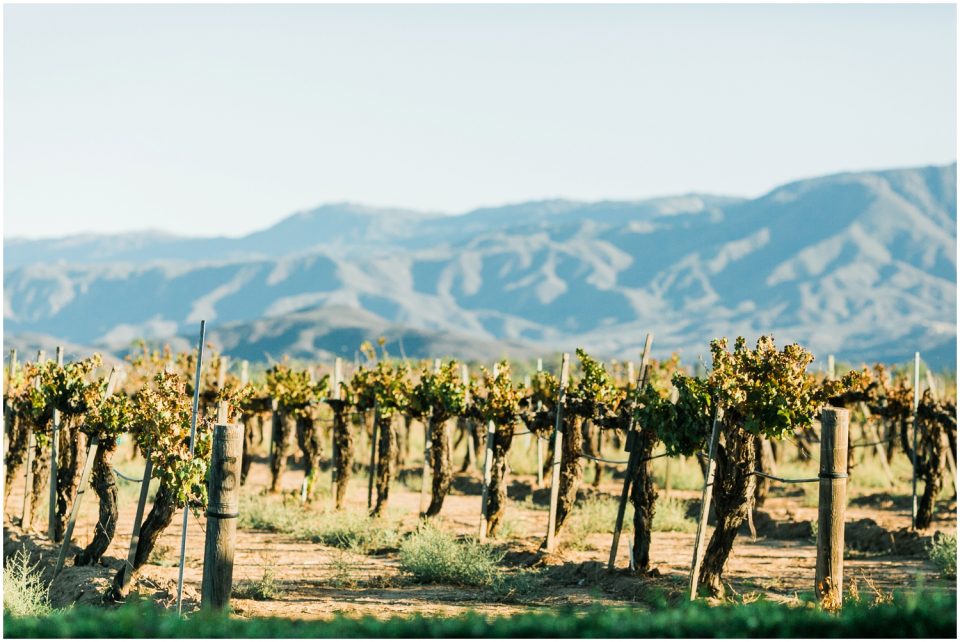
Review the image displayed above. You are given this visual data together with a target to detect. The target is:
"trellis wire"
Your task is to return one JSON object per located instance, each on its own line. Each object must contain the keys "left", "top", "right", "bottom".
{"left": 749, "top": 470, "right": 819, "bottom": 484}
{"left": 114, "top": 468, "right": 145, "bottom": 483}
{"left": 580, "top": 453, "right": 629, "bottom": 465}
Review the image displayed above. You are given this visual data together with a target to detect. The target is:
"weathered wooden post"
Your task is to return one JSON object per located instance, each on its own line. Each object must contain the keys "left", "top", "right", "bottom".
{"left": 367, "top": 405, "right": 379, "bottom": 510}
{"left": 4, "top": 349, "right": 16, "bottom": 456}
{"left": 544, "top": 353, "right": 570, "bottom": 553}
{"left": 419, "top": 359, "right": 441, "bottom": 515}
{"left": 535, "top": 358, "right": 544, "bottom": 487}
{"left": 608, "top": 334, "right": 653, "bottom": 570}
{"left": 21, "top": 352, "right": 44, "bottom": 529}
{"left": 689, "top": 405, "right": 723, "bottom": 599}
{"left": 331, "top": 357, "right": 343, "bottom": 498}
{"left": 461, "top": 364, "right": 477, "bottom": 470}
{"left": 815, "top": 406, "right": 849, "bottom": 607}
{"left": 201, "top": 422, "right": 243, "bottom": 611}
{"left": 911, "top": 352, "right": 920, "bottom": 529}
{"left": 478, "top": 363, "right": 500, "bottom": 542}
{"left": 47, "top": 346, "right": 64, "bottom": 540}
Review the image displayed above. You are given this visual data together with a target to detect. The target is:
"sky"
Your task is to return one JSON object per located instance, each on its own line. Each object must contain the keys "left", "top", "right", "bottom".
{"left": 3, "top": 3, "right": 956, "bottom": 239}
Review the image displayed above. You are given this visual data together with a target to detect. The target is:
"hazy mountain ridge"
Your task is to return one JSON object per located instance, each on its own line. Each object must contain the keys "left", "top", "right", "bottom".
{"left": 4, "top": 164, "right": 956, "bottom": 367}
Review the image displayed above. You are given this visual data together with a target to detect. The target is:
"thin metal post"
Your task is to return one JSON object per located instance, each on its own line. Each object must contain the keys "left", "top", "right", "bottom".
{"left": 48, "top": 346, "right": 63, "bottom": 540}
{"left": 177, "top": 320, "right": 206, "bottom": 615}
{"left": 689, "top": 406, "right": 723, "bottom": 600}
{"left": 545, "top": 354, "right": 571, "bottom": 553}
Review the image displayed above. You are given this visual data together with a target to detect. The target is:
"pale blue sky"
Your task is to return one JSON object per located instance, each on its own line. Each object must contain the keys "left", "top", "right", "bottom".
{"left": 4, "top": 3, "right": 956, "bottom": 239}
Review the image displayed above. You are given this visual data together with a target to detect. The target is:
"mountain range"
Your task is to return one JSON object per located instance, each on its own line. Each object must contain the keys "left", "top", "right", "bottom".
{"left": 4, "top": 163, "right": 957, "bottom": 369}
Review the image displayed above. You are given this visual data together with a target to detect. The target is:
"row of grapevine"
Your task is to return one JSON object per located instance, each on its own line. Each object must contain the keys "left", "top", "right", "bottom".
{"left": 2, "top": 335, "right": 954, "bottom": 603}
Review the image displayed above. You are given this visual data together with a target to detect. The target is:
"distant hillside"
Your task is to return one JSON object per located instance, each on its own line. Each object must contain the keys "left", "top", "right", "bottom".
{"left": 4, "top": 163, "right": 956, "bottom": 368}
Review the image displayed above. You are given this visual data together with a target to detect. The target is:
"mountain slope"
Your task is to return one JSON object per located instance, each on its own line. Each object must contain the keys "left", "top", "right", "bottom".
{"left": 4, "top": 164, "right": 956, "bottom": 368}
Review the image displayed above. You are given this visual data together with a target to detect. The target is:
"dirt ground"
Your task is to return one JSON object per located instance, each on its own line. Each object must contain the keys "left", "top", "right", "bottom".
{"left": 3, "top": 430, "right": 956, "bottom": 621}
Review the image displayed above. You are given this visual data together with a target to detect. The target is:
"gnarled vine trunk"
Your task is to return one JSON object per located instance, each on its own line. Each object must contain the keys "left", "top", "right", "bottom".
{"left": 699, "top": 425, "right": 757, "bottom": 598}
{"left": 629, "top": 429, "right": 658, "bottom": 573}
{"left": 295, "top": 415, "right": 323, "bottom": 501}
{"left": 553, "top": 415, "right": 584, "bottom": 537}
{"left": 269, "top": 411, "right": 295, "bottom": 493}
{"left": 582, "top": 420, "right": 603, "bottom": 488}
{"left": 240, "top": 413, "right": 257, "bottom": 486}
{"left": 456, "top": 417, "right": 479, "bottom": 472}
{"left": 110, "top": 481, "right": 178, "bottom": 599}
{"left": 485, "top": 423, "right": 516, "bottom": 538}
{"left": 395, "top": 415, "right": 411, "bottom": 469}
{"left": 424, "top": 416, "right": 453, "bottom": 517}
{"left": 28, "top": 440, "right": 50, "bottom": 531}
{"left": 75, "top": 445, "right": 118, "bottom": 565}
{"left": 371, "top": 414, "right": 396, "bottom": 517}
{"left": 54, "top": 418, "right": 87, "bottom": 542}
{"left": 331, "top": 403, "right": 353, "bottom": 510}
{"left": 4, "top": 414, "right": 28, "bottom": 503}
{"left": 902, "top": 413, "right": 945, "bottom": 530}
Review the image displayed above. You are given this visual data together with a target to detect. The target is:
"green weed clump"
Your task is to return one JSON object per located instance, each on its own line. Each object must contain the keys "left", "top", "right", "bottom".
{"left": 238, "top": 494, "right": 402, "bottom": 553}
{"left": 233, "top": 568, "right": 281, "bottom": 601}
{"left": 3, "top": 548, "right": 53, "bottom": 618}
{"left": 399, "top": 523, "right": 502, "bottom": 587}
{"left": 566, "top": 496, "right": 620, "bottom": 549}
{"left": 301, "top": 511, "right": 402, "bottom": 554}
{"left": 239, "top": 494, "right": 304, "bottom": 533}
{"left": 928, "top": 532, "right": 957, "bottom": 579}
{"left": 651, "top": 497, "right": 697, "bottom": 533}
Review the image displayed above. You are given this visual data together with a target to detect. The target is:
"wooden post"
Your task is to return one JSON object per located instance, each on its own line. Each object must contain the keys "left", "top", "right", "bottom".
{"left": 201, "top": 423, "right": 243, "bottom": 611}
{"left": 216, "top": 355, "right": 229, "bottom": 423}
{"left": 4, "top": 349, "right": 16, "bottom": 456}
{"left": 118, "top": 454, "right": 153, "bottom": 591}
{"left": 240, "top": 360, "right": 249, "bottom": 386}
{"left": 53, "top": 438, "right": 98, "bottom": 576}
{"left": 267, "top": 397, "right": 278, "bottom": 468}
{"left": 545, "top": 353, "right": 570, "bottom": 553}
{"left": 664, "top": 458, "right": 672, "bottom": 499}
{"left": 21, "top": 351, "right": 45, "bottom": 529}
{"left": 608, "top": 333, "right": 653, "bottom": 570}
{"left": 535, "top": 358, "right": 544, "bottom": 487}
{"left": 478, "top": 363, "right": 500, "bottom": 542}
{"left": 911, "top": 352, "right": 920, "bottom": 529}
{"left": 419, "top": 359, "right": 441, "bottom": 515}
{"left": 367, "top": 406, "right": 379, "bottom": 510}
{"left": 177, "top": 320, "right": 206, "bottom": 615}
{"left": 816, "top": 407, "right": 849, "bottom": 606}
{"left": 689, "top": 406, "right": 723, "bottom": 600}
{"left": 827, "top": 354, "right": 836, "bottom": 380}
{"left": 331, "top": 358, "right": 343, "bottom": 499}
{"left": 53, "top": 368, "right": 119, "bottom": 576}
{"left": 48, "top": 346, "right": 63, "bottom": 540}
{"left": 462, "top": 365, "right": 477, "bottom": 471}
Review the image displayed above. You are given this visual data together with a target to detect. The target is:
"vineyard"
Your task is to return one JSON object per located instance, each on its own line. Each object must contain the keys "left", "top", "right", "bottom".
{"left": 2, "top": 332, "right": 957, "bottom": 635}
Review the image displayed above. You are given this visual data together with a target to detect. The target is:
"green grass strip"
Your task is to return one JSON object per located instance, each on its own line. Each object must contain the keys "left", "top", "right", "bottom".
{"left": 5, "top": 591, "right": 957, "bottom": 638}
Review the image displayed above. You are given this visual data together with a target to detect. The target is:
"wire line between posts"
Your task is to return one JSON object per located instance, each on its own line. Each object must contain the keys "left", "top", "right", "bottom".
{"left": 748, "top": 471, "right": 819, "bottom": 484}
{"left": 578, "top": 450, "right": 703, "bottom": 467}
{"left": 114, "top": 469, "right": 145, "bottom": 483}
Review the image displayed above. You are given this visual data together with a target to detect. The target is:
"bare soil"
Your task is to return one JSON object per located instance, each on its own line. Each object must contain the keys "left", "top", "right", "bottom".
{"left": 3, "top": 441, "right": 955, "bottom": 621}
